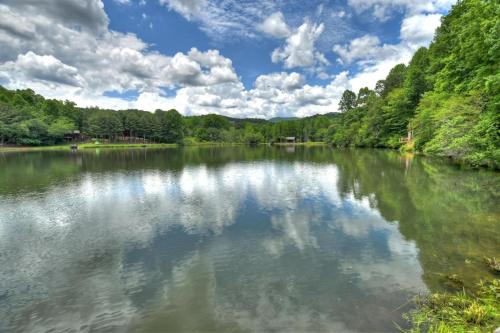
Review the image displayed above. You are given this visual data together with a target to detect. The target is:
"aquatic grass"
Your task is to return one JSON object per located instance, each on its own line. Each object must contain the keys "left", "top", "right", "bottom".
{"left": 484, "top": 257, "right": 500, "bottom": 273}
{"left": 403, "top": 279, "right": 500, "bottom": 333}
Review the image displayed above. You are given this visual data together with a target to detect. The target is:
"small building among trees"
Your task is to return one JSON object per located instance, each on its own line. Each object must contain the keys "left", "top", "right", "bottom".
{"left": 64, "top": 130, "right": 82, "bottom": 142}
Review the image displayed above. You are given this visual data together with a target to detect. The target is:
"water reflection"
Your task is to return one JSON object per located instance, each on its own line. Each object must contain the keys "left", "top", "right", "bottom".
{"left": 0, "top": 147, "right": 498, "bottom": 332}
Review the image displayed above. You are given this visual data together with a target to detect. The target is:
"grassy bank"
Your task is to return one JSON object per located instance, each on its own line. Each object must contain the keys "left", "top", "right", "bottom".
{"left": 0, "top": 141, "right": 330, "bottom": 152}
{"left": 404, "top": 258, "right": 500, "bottom": 332}
{"left": 272, "top": 141, "right": 328, "bottom": 146}
{"left": 0, "top": 143, "right": 179, "bottom": 152}
{"left": 0, "top": 144, "right": 76, "bottom": 152}
{"left": 80, "top": 143, "right": 178, "bottom": 149}
{"left": 403, "top": 279, "right": 499, "bottom": 333}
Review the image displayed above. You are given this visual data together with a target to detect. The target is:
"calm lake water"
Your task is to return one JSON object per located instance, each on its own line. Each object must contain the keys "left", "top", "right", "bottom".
{"left": 0, "top": 146, "right": 498, "bottom": 332}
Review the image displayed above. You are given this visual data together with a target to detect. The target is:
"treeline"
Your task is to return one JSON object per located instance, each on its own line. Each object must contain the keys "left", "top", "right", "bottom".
{"left": 0, "top": 86, "right": 335, "bottom": 146}
{"left": 183, "top": 113, "right": 333, "bottom": 144}
{"left": 329, "top": 0, "right": 499, "bottom": 168}
{"left": 0, "top": 88, "right": 185, "bottom": 145}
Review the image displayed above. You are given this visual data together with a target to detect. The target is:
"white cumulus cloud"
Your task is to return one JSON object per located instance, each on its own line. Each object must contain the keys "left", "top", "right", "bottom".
{"left": 347, "top": 0, "right": 454, "bottom": 21}
{"left": 257, "top": 12, "right": 291, "bottom": 38}
{"left": 0, "top": 0, "right": 457, "bottom": 118}
{"left": 160, "top": 0, "right": 205, "bottom": 20}
{"left": 159, "top": 0, "right": 281, "bottom": 40}
{"left": 400, "top": 13, "right": 442, "bottom": 48}
{"left": 271, "top": 20, "right": 327, "bottom": 69}
{"left": 1, "top": 51, "right": 82, "bottom": 87}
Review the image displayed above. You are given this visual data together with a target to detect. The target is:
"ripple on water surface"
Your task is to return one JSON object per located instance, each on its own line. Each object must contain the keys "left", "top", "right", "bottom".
{"left": 0, "top": 147, "right": 498, "bottom": 332}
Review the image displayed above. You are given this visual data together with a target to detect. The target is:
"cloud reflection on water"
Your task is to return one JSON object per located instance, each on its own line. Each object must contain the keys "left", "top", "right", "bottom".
{"left": 0, "top": 161, "right": 426, "bottom": 332}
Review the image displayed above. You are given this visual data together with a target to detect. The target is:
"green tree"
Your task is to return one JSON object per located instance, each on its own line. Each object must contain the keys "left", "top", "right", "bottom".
{"left": 338, "top": 90, "right": 357, "bottom": 112}
{"left": 122, "top": 111, "right": 141, "bottom": 138}
{"left": 243, "top": 126, "right": 265, "bottom": 145}
{"left": 0, "top": 120, "right": 6, "bottom": 145}
{"left": 202, "top": 114, "right": 230, "bottom": 129}
{"left": 87, "top": 112, "right": 123, "bottom": 140}
{"left": 164, "top": 109, "right": 184, "bottom": 143}
{"left": 48, "top": 118, "right": 77, "bottom": 143}
{"left": 19, "top": 119, "right": 49, "bottom": 145}
{"left": 155, "top": 109, "right": 184, "bottom": 143}
{"left": 377, "top": 64, "right": 407, "bottom": 97}
{"left": 404, "top": 48, "right": 430, "bottom": 109}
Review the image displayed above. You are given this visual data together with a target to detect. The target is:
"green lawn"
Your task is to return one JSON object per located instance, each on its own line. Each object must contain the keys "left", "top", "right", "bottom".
{"left": 0, "top": 141, "right": 330, "bottom": 153}
{"left": 0, "top": 143, "right": 179, "bottom": 152}
{"left": 272, "top": 141, "right": 328, "bottom": 146}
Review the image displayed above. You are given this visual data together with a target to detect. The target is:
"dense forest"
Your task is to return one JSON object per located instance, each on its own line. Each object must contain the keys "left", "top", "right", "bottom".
{"left": 329, "top": 0, "right": 499, "bottom": 169}
{"left": 0, "top": 0, "right": 498, "bottom": 168}
{"left": 0, "top": 85, "right": 334, "bottom": 146}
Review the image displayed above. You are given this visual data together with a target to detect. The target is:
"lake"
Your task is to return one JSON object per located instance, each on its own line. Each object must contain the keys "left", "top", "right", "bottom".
{"left": 0, "top": 146, "right": 498, "bottom": 332}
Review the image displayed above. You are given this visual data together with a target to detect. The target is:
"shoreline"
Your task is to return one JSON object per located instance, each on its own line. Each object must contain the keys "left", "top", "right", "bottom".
{"left": 0, "top": 143, "right": 179, "bottom": 152}
{"left": 271, "top": 142, "right": 328, "bottom": 146}
{"left": 2, "top": 143, "right": 495, "bottom": 170}
{"left": 0, "top": 142, "right": 329, "bottom": 152}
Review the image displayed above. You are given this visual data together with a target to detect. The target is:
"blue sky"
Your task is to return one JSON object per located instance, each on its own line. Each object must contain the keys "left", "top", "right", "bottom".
{"left": 104, "top": 0, "right": 409, "bottom": 87}
{"left": 0, "top": 0, "right": 454, "bottom": 118}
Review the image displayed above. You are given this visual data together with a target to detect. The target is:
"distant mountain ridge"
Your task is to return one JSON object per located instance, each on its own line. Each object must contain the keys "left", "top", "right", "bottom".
{"left": 268, "top": 117, "right": 298, "bottom": 123}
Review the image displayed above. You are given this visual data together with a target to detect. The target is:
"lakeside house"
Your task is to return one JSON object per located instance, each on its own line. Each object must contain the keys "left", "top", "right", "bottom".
{"left": 64, "top": 130, "right": 83, "bottom": 142}
{"left": 286, "top": 137, "right": 296, "bottom": 143}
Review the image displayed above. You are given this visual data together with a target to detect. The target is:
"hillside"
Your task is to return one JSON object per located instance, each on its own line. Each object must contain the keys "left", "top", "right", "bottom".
{"left": 327, "top": 0, "right": 499, "bottom": 168}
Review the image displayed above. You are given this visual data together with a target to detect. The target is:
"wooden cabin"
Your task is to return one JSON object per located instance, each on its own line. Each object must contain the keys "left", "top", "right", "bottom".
{"left": 64, "top": 130, "right": 82, "bottom": 142}
{"left": 286, "top": 137, "right": 296, "bottom": 143}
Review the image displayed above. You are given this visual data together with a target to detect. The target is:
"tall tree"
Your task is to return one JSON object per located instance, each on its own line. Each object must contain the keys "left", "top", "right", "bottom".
{"left": 155, "top": 109, "right": 184, "bottom": 143}
{"left": 404, "top": 48, "right": 430, "bottom": 109}
{"left": 338, "top": 90, "right": 356, "bottom": 112}
{"left": 87, "top": 112, "right": 123, "bottom": 140}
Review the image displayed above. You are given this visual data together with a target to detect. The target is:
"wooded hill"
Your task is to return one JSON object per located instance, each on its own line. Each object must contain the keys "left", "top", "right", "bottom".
{"left": 329, "top": 0, "right": 499, "bottom": 168}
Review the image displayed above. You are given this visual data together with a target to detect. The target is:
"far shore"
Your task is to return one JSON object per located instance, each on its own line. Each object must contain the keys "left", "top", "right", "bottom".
{"left": 271, "top": 142, "right": 328, "bottom": 146}
{"left": 0, "top": 141, "right": 328, "bottom": 153}
{"left": 0, "top": 143, "right": 178, "bottom": 152}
